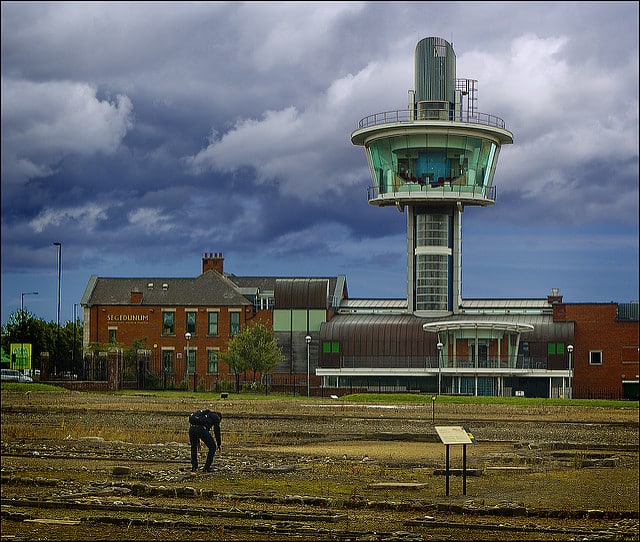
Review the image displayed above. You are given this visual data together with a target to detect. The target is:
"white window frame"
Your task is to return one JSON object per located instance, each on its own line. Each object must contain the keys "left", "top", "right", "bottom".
{"left": 589, "top": 350, "right": 603, "bottom": 365}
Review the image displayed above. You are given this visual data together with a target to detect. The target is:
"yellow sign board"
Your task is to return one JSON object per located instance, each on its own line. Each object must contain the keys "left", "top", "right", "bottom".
{"left": 10, "top": 343, "right": 32, "bottom": 370}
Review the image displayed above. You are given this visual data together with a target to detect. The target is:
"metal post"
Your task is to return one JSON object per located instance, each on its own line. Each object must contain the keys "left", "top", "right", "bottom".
{"left": 185, "top": 332, "right": 191, "bottom": 388}
{"left": 437, "top": 341, "right": 443, "bottom": 395}
{"left": 53, "top": 242, "right": 61, "bottom": 375}
{"left": 72, "top": 303, "right": 77, "bottom": 375}
{"left": 305, "top": 335, "right": 312, "bottom": 397}
{"left": 445, "top": 444, "right": 450, "bottom": 496}
{"left": 567, "top": 344, "right": 574, "bottom": 399}
{"left": 463, "top": 444, "right": 467, "bottom": 495}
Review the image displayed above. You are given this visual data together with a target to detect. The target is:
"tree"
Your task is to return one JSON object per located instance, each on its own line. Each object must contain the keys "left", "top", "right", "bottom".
{"left": 1, "top": 310, "right": 82, "bottom": 374}
{"left": 220, "top": 322, "right": 283, "bottom": 393}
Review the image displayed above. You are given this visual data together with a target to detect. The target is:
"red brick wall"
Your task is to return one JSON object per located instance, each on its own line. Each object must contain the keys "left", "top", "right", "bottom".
{"left": 86, "top": 304, "right": 256, "bottom": 385}
{"left": 563, "top": 304, "right": 639, "bottom": 398}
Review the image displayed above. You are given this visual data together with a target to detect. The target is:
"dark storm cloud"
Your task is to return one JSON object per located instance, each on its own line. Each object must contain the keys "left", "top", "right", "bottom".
{"left": 1, "top": 1, "right": 638, "bottom": 323}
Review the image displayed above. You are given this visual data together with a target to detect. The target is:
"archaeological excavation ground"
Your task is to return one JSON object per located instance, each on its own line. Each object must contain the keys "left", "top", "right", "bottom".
{"left": 1, "top": 389, "right": 638, "bottom": 541}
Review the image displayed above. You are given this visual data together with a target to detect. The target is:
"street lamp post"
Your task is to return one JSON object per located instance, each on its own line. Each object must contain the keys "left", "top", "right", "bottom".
{"left": 20, "top": 292, "right": 38, "bottom": 370}
{"left": 305, "top": 335, "right": 312, "bottom": 397}
{"left": 53, "top": 242, "right": 61, "bottom": 375}
{"left": 185, "top": 332, "right": 192, "bottom": 390}
{"left": 437, "top": 342, "right": 443, "bottom": 396}
{"left": 567, "top": 344, "right": 574, "bottom": 399}
{"left": 72, "top": 303, "right": 78, "bottom": 376}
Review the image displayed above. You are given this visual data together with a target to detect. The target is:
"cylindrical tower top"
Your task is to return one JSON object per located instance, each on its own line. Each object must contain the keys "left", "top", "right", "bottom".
{"left": 414, "top": 37, "right": 456, "bottom": 104}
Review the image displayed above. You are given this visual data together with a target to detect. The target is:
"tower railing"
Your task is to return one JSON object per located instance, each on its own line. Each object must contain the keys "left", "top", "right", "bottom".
{"left": 356, "top": 109, "right": 506, "bottom": 130}
{"left": 367, "top": 183, "right": 496, "bottom": 202}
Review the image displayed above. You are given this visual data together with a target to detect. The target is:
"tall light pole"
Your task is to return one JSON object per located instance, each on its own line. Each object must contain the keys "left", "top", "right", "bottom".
{"left": 305, "top": 335, "right": 312, "bottom": 397}
{"left": 567, "top": 344, "right": 574, "bottom": 399}
{"left": 185, "top": 332, "right": 191, "bottom": 388}
{"left": 20, "top": 291, "right": 38, "bottom": 370}
{"left": 53, "top": 242, "right": 61, "bottom": 374}
{"left": 72, "top": 303, "right": 78, "bottom": 376}
{"left": 437, "top": 342, "right": 443, "bottom": 396}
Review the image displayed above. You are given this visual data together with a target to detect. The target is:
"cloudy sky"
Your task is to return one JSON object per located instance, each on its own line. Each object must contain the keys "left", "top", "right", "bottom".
{"left": 1, "top": 1, "right": 638, "bottom": 324}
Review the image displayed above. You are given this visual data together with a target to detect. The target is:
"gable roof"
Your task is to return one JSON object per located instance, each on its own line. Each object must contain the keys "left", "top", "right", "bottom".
{"left": 81, "top": 270, "right": 252, "bottom": 307}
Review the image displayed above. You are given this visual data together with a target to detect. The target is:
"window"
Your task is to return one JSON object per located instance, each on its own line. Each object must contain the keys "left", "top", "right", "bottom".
{"left": 323, "top": 341, "right": 340, "bottom": 353}
{"left": 415, "top": 253, "right": 449, "bottom": 311}
{"left": 365, "top": 134, "right": 499, "bottom": 197}
{"left": 207, "top": 311, "right": 218, "bottom": 336}
{"left": 162, "top": 350, "right": 174, "bottom": 373}
{"left": 207, "top": 350, "right": 218, "bottom": 374}
{"left": 108, "top": 328, "right": 117, "bottom": 343}
{"left": 186, "top": 349, "right": 196, "bottom": 373}
{"left": 230, "top": 312, "right": 240, "bottom": 336}
{"left": 186, "top": 311, "right": 197, "bottom": 334}
{"left": 162, "top": 311, "right": 175, "bottom": 335}
{"left": 589, "top": 351, "right": 603, "bottom": 365}
{"left": 259, "top": 295, "right": 274, "bottom": 310}
{"left": 547, "top": 343, "right": 565, "bottom": 355}
{"left": 416, "top": 213, "right": 449, "bottom": 247}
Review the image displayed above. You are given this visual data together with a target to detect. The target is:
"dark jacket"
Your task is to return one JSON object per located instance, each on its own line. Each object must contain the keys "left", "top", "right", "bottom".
{"left": 190, "top": 409, "right": 222, "bottom": 446}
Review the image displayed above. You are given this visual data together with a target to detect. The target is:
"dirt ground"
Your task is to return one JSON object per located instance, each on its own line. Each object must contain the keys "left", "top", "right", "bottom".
{"left": 1, "top": 390, "right": 638, "bottom": 541}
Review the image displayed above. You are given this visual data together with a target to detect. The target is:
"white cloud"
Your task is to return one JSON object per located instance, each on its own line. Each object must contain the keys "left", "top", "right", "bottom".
{"left": 29, "top": 203, "right": 109, "bottom": 233}
{"left": 184, "top": 52, "right": 412, "bottom": 199}
{"left": 458, "top": 33, "right": 638, "bottom": 225}
{"left": 1, "top": 79, "right": 133, "bottom": 184}
{"left": 127, "top": 207, "right": 174, "bottom": 234}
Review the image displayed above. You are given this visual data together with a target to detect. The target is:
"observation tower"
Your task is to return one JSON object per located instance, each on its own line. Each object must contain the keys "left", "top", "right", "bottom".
{"left": 351, "top": 37, "right": 513, "bottom": 317}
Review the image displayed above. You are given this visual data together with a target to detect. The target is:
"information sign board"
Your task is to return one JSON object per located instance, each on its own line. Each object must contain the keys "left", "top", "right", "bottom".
{"left": 435, "top": 426, "right": 473, "bottom": 445}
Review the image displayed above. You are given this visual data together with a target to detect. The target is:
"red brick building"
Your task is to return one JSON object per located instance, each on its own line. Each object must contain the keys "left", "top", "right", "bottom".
{"left": 81, "top": 253, "right": 344, "bottom": 393}
{"left": 554, "top": 302, "right": 639, "bottom": 399}
{"left": 80, "top": 253, "right": 638, "bottom": 399}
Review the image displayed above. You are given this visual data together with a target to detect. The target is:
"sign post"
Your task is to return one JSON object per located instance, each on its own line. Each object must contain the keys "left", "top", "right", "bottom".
{"left": 434, "top": 426, "right": 476, "bottom": 496}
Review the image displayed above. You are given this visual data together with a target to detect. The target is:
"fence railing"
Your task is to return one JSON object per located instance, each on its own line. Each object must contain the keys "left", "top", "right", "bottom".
{"left": 321, "top": 355, "right": 553, "bottom": 371}
{"left": 356, "top": 109, "right": 507, "bottom": 130}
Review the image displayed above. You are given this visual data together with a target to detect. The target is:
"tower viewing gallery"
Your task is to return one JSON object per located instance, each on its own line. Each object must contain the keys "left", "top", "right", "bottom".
{"left": 351, "top": 36, "right": 513, "bottom": 317}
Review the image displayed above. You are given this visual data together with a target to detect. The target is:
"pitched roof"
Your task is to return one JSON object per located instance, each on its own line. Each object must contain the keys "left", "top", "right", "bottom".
{"left": 81, "top": 270, "right": 252, "bottom": 307}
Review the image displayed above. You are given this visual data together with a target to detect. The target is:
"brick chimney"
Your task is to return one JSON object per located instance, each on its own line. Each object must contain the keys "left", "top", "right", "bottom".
{"left": 130, "top": 290, "right": 143, "bottom": 304}
{"left": 547, "top": 288, "right": 563, "bottom": 304}
{"left": 202, "top": 252, "right": 224, "bottom": 274}
{"left": 548, "top": 288, "right": 566, "bottom": 321}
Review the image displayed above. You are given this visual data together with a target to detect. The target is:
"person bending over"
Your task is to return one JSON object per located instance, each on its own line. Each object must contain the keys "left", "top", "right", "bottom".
{"left": 188, "top": 409, "right": 222, "bottom": 474}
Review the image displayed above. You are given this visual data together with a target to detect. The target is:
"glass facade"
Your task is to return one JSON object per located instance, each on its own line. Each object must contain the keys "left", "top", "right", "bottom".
{"left": 414, "top": 211, "right": 453, "bottom": 311}
{"left": 366, "top": 133, "right": 498, "bottom": 198}
{"left": 415, "top": 254, "right": 449, "bottom": 311}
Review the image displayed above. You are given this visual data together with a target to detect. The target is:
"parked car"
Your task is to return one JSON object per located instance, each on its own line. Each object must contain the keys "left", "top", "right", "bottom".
{"left": 1, "top": 369, "right": 33, "bottom": 383}
{"left": 24, "top": 369, "right": 40, "bottom": 378}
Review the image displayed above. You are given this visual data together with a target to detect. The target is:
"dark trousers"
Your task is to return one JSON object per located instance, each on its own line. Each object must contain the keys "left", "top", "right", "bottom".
{"left": 189, "top": 424, "right": 217, "bottom": 471}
